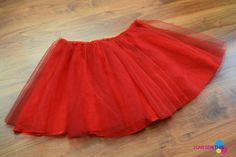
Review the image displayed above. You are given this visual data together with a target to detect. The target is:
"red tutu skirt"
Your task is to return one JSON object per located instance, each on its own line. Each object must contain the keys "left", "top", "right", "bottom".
{"left": 5, "top": 19, "right": 226, "bottom": 137}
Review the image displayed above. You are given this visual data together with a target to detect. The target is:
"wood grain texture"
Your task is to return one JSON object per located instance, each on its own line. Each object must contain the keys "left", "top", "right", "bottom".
{"left": 0, "top": 0, "right": 236, "bottom": 157}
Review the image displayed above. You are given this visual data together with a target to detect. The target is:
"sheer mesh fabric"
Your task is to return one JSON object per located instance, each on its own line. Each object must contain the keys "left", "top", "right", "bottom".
{"left": 5, "top": 19, "right": 226, "bottom": 137}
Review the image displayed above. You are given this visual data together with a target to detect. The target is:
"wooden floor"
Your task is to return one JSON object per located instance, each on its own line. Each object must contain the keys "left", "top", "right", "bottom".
{"left": 0, "top": 0, "right": 236, "bottom": 157}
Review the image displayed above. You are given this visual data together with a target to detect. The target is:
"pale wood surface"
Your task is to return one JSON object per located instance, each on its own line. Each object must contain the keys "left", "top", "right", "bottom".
{"left": 0, "top": 0, "right": 236, "bottom": 157}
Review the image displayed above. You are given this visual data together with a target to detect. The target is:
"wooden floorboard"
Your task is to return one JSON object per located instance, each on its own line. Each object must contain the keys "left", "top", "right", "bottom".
{"left": 0, "top": 0, "right": 236, "bottom": 157}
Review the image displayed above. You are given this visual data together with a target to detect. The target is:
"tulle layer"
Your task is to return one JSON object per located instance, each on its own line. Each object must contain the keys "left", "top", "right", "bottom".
{"left": 4, "top": 19, "right": 226, "bottom": 137}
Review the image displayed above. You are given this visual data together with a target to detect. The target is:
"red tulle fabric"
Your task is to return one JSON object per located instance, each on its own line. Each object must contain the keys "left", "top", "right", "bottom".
{"left": 5, "top": 19, "right": 226, "bottom": 137}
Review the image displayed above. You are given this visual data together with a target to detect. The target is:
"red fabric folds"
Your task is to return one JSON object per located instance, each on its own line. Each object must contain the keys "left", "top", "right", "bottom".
{"left": 4, "top": 19, "right": 226, "bottom": 137}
